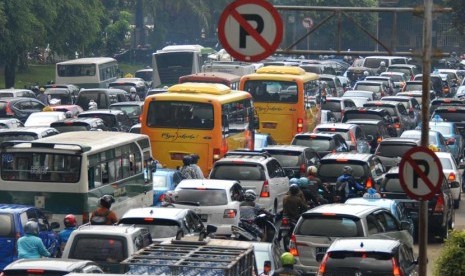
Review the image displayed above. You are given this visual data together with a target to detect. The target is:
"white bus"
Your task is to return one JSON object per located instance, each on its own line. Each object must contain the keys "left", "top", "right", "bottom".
{"left": 55, "top": 57, "right": 119, "bottom": 88}
{"left": 0, "top": 131, "right": 154, "bottom": 227}
{"left": 152, "top": 44, "right": 215, "bottom": 88}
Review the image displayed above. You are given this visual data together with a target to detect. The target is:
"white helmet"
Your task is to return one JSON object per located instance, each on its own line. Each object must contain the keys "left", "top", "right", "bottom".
{"left": 130, "top": 87, "right": 137, "bottom": 93}
{"left": 380, "top": 61, "right": 386, "bottom": 67}
{"left": 307, "top": 166, "right": 318, "bottom": 175}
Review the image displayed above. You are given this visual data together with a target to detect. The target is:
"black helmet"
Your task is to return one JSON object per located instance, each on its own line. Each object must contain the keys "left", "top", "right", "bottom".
{"left": 24, "top": 221, "right": 39, "bottom": 235}
{"left": 99, "top": 194, "right": 115, "bottom": 209}
{"left": 289, "top": 184, "right": 300, "bottom": 196}
{"left": 343, "top": 166, "right": 353, "bottom": 175}
{"left": 244, "top": 189, "right": 257, "bottom": 201}
{"left": 191, "top": 154, "right": 200, "bottom": 164}
{"left": 182, "top": 155, "right": 192, "bottom": 166}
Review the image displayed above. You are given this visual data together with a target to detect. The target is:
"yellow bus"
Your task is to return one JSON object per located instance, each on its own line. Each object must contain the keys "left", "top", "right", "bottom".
{"left": 141, "top": 82, "right": 257, "bottom": 175}
{"left": 240, "top": 66, "right": 320, "bottom": 144}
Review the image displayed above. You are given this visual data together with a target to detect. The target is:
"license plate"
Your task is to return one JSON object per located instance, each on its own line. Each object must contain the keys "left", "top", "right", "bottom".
{"left": 199, "top": 214, "right": 208, "bottom": 222}
{"left": 170, "top": 153, "right": 185, "bottom": 160}
{"left": 262, "top": 122, "right": 277, "bottom": 129}
{"left": 315, "top": 247, "right": 327, "bottom": 255}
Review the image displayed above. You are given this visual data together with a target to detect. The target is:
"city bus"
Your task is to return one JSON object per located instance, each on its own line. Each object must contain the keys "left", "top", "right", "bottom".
{"left": 0, "top": 131, "right": 154, "bottom": 227}
{"left": 179, "top": 72, "right": 241, "bottom": 90}
{"left": 141, "top": 82, "right": 257, "bottom": 175}
{"left": 151, "top": 44, "right": 216, "bottom": 88}
{"left": 55, "top": 57, "right": 119, "bottom": 88}
{"left": 240, "top": 66, "right": 320, "bottom": 144}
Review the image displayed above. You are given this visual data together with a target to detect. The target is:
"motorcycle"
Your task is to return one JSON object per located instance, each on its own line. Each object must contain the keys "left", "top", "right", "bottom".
{"left": 231, "top": 212, "right": 277, "bottom": 244}
{"left": 278, "top": 216, "right": 297, "bottom": 251}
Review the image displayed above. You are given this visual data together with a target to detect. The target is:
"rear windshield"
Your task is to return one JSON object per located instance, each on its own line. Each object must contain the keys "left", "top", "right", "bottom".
{"left": 433, "top": 110, "right": 465, "bottom": 122}
{"left": 376, "top": 143, "right": 416, "bottom": 157}
{"left": 79, "top": 114, "right": 116, "bottom": 127}
{"left": 322, "top": 101, "right": 341, "bottom": 112}
{"left": 0, "top": 93, "right": 14, "bottom": 98}
{"left": 210, "top": 164, "right": 265, "bottom": 181}
{"left": 364, "top": 105, "right": 396, "bottom": 116}
{"left": 354, "top": 84, "right": 380, "bottom": 93}
{"left": 363, "top": 58, "right": 389, "bottom": 69}
{"left": 439, "top": 157, "right": 453, "bottom": 170}
{"left": 266, "top": 150, "right": 302, "bottom": 167}
{"left": 343, "top": 112, "right": 385, "bottom": 122}
{"left": 292, "top": 137, "right": 331, "bottom": 151}
{"left": 69, "top": 236, "right": 126, "bottom": 262}
{"left": 175, "top": 188, "right": 228, "bottom": 206}
{"left": 319, "top": 162, "right": 366, "bottom": 179}
{"left": 296, "top": 216, "right": 361, "bottom": 237}
{"left": 325, "top": 252, "right": 393, "bottom": 273}
{"left": 404, "top": 83, "right": 422, "bottom": 91}
{"left": 110, "top": 105, "right": 142, "bottom": 117}
{"left": 3, "top": 271, "right": 69, "bottom": 275}
{"left": 381, "top": 176, "right": 404, "bottom": 193}
{"left": 119, "top": 218, "right": 180, "bottom": 239}
{"left": 357, "top": 124, "right": 380, "bottom": 136}
{"left": 0, "top": 214, "right": 13, "bottom": 237}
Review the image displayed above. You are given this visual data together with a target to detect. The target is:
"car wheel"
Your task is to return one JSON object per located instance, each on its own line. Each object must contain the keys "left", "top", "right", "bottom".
{"left": 454, "top": 194, "right": 461, "bottom": 209}
{"left": 438, "top": 221, "right": 449, "bottom": 242}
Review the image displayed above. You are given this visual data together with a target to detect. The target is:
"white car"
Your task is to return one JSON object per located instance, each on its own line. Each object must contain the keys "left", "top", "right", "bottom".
{"left": 436, "top": 152, "right": 462, "bottom": 209}
{"left": 170, "top": 179, "right": 245, "bottom": 236}
{"left": 24, "top": 111, "right": 67, "bottom": 127}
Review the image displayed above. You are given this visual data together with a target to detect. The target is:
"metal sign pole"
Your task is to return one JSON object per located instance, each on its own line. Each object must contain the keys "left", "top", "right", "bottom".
{"left": 420, "top": 0, "right": 432, "bottom": 275}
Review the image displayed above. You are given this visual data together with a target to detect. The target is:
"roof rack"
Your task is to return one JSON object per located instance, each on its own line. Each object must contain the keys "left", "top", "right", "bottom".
{"left": 224, "top": 150, "right": 271, "bottom": 158}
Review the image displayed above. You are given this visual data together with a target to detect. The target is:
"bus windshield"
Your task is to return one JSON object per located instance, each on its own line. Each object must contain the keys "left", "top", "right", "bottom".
{"left": 146, "top": 101, "right": 214, "bottom": 129}
{"left": 243, "top": 80, "right": 298, "bottom": 103}
{"left": 155, "top": 52, "right": 194, "bottom": 85}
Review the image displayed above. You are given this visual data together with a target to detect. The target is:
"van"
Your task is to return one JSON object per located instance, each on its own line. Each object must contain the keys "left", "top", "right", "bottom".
{"left": 75, "top": 88, "right": 128, "bottom": 111}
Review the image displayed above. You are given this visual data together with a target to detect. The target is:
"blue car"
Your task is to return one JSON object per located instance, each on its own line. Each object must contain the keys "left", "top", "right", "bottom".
{"left": 151, "top": 168, "right": 179, "bottom": 206}
{"left": 428, "top": 121, "right": 463, "bottom": 163}
{"left": 0, "top": 204, "right": 60, "bottom": 270}
{"left": 401, "top": 129, "right": 450, "bottom": 154}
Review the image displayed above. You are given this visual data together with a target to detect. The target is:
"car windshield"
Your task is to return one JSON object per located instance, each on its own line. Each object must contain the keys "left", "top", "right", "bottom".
{"left": 210, "top": 164, "right": 265, "bottom": 181}
{"left": 266, "top": 150, "right": 302, "bottom": 167}
{"left": 376, "top": 144, "right": 416, "bottom": 158}
{"left": 110, "top": 105, "right": 141, "bottom": 118}
{"left": 175, "top": 188, "right": 228, "bottom": 206}
{"left": 322, "top": 101, "right": 341, "bottom": 112}
{"left": 319, "top": 162, "right": 366, "bottom": 179}
{"left": 292, "top": 137, "right": 331, "bottom": 151}
{"left": 296, "top": 216, "right": 361, "bottom": 237}
{"left": 439, "top": 157, "right": 454, "bottom": 170}
{"left": 119, "top": 218, "right": 181, "bottom": 239}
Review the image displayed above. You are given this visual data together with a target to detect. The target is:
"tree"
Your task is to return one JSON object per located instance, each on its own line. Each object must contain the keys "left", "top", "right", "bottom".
{"left": 104, "top": 11, "right": 132, "bottom": 55}
{"left": 444, "top": 0, "right": 465, "bottom": 35}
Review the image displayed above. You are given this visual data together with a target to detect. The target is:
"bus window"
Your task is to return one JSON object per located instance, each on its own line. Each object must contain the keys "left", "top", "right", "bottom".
{"left": 147, "top": 102, "right": 214, "bottom": 130}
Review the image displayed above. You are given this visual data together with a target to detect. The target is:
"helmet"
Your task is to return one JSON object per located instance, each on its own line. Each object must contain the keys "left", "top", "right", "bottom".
{"left": 289, "top": 184, "right": 300, "bottom": 196}
{"left": 281, "top": 252, "right": 295, "bottom": 266}
{"left": 380, "top": 61, "right": 386, "bottom": 67}
{"left": 99, "top": 194, "right": 115, "bottom": 209}
{"left": 363, "top": 71, "right": 369, "bottom": 77}
{"left": 182, "top": 155, "right": 192, "bottom": 166}
{"left": 289, "top": 178, "right": 299, "bottom": 185}
{"left": 39, "top": 87, "right": 45, "bottom": 92}
{"left": 343, "top": 166, "right": 353, "bottom": 175}
{"left": 298, "top": 177, "right": 309, "bottom": 188}
{"left": 244, "top": 189, "right": 257, "bottom": 201}
{"left": 64, "top": 214, "right": 77, "bottom": 228}
{"left": 88, "top": 99, "right": 97, "bottom": 110}
{"left": 307, "top": 166, "right": 317, "bottom": 176}
{"left": 24, "top": 221, "right": 39, "bottom": 235}
{"left": 190, "top": 154, "right": 199, "bottom": 164}
{"left": 130, "top": 87, "right": 137, "bottom": 93}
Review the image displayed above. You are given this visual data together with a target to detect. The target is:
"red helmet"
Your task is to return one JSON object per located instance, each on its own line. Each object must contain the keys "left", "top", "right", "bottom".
{"left": 64, "top": 214, "right": 77, "bottom": 228}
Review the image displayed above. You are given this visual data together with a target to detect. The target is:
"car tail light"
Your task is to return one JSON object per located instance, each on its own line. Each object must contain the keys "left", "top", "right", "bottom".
{"left": 297, "top": 118, "right": 304, "bottom": 133}
{"left": 317, "top": 253, "right": 330, "bottom": 276}
{"left": 300, "top": 164, "right": 306, "bottom": 175}
{"left": 448, "top": 172, "right": 456, "bottom": 182}
{"left": 223, "top": 209, "right": 237, "bottom": 218}
{"left": 365, "top": 177, "right": 373, "bottom": 188}
{"left": 5, "top": 103, "right": 13, "bottom": 116}
{"left": 26, "top": 269, "right": 45, "bottom": 274}
{"left": 434, "top": 194, "right": 445, "bottom": 213}
{"left": 289, "top": 234, "right": 299, "bottom": 256}
{"left": 213, "top": 148, "right": 221, "bottom": 162}
{"left": 260, "top": 180, "right": 270, "bottom": 197}
{"left": 282, "top": 217, "right": 289, "bottom": 226}
{"left": 392, "top": 257, "right": 402, "bottom": 276}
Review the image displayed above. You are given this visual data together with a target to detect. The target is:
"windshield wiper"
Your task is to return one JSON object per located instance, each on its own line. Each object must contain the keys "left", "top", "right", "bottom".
{"left": 174, "top": 201, "right": 200, "bottom": 206}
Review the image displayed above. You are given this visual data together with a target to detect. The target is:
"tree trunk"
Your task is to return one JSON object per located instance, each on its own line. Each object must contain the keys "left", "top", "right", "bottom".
{"left": 4, "top": 54, "right": 18, "bottom": 88}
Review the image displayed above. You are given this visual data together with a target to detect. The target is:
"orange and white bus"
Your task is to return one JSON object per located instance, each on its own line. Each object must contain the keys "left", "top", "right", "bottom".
{"left": 179, "top": 72, "right": 241, "bottom": 90}
{"left": 240, "top": 66, "right": 320, "bottom": 144}
{"left": 141, "top": 82, "right": 257, "bottom": 175}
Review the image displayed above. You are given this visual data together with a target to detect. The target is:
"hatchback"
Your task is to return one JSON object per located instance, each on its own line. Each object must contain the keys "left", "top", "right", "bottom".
{"left": 380, "top": 71, "right": 408, "bottom": 92}
{"left": 313, "top": 123, "right": 371, "bottom": 153}
{"left": 291, "top": 132, "right": 350, "bottom": 158}
{"left": 77, "top": 109, "right": 132, "bottom": 132}
{"left": 290, "top": 204, "right": 414, "bottom": 275}
{"left": 431, "top": 106, "right": 465, "bottom": 139}
{"left": 430, "top": 98, "right": 464, "bottom": 115}
{"left": 108, "top": 78, "right": 146, "bottom": 100}
{"left": 319, "top": 74, "right": 344, "bottom": 97}
{"left": 0, "top": 97, "right": 46, "bottom": 123}
{"left": 414, "top": 73, "right": 446, "bottom": 97}
{"left": 364, "top": 76, "right": 396, "bottom": 95}
{"left": 1, "top": 259, "right": 104, "bottom": 275}
{"left": 45, "top": 87, "right": 78, "bottom": 105}
{"left": 320, "top": 97, "right": 357, "bottom": 122}
{"left": 381, "top": 95, "right": 421, "bottom": 127}
{"left": 353, "top": 80, "right": 389, "bottom": 99}
{"left": 316, "top": 238, "right": 418, "bottom": 276}
{"left": 263, "top": 145, "right": 321, "bottom": 178}
{"left": 341, "top": 107, "right": 397, "bottom": 137}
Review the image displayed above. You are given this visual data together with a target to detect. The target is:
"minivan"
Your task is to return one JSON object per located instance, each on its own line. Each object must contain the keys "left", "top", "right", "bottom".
{"left": 75, "top": 88, "right": 128, "bottom": 111}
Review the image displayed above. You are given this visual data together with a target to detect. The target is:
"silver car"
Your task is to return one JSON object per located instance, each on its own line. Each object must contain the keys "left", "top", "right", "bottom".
{"left": 436, "top": 152, "right": 462, "bottom": 209}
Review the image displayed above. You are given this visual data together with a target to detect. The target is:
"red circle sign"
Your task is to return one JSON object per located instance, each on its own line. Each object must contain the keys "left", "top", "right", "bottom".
{"left": 398, "top": 147, "right": 444, "bottom": 201}
{"left": 217, "top": 0, "right": 283, "bottom": 62}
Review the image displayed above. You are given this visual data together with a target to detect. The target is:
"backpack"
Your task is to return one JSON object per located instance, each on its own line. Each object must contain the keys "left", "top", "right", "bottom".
{"left": 90, "top": 210, "right": 110, "bottom": 225}
{"left": 173, "top": 170, "right": 184, "bottom": 185}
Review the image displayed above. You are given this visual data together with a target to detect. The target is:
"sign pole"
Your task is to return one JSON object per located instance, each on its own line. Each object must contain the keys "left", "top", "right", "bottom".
{"left": 420, "top": 0, "right": 432, "bottom": 275}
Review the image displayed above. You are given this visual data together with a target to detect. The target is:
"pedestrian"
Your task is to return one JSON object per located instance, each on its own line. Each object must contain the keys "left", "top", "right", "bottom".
{"left": 36, "top": 87, "right": 50, "bottom": 106}
{"left": 90, "top": 195, "right": 118, "bottom": 225}
{"left": 17, "top": 221, "right": 51, "bottom": 259}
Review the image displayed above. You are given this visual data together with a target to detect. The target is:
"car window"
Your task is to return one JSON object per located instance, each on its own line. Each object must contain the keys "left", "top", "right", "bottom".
{"left": 175, "top": 188, "right": 228, "bottom": 206}
{"left": 397, "top": 104, "right": 408, "bottom": 116}
{"left": 322, "top": 101, "right": 341, "bottom": 112}
{"left": 366, "top": 214, "right": 383, "bottom": 234}
{"left": 0, "top": 214, "right": 13, "bottom": 237}
{"left": 376, "top": 143, "right": 416, "bottom": 158}
{"left": 267, "top": 159, "right": 285, "bottom": 178}
{"left": 119, "top": 218, "right": 180, "bottom": 239}
{"left": 296, "top": 216, "right": 361, "bottom": 237}
{"left": 381, "top": 176, "right": 404, "bottom": 193}
{"left": 374, "top": 211, "right": 399, "bottom": 232}
{"left": 355, "top": 127, "right": 364, "bottom": 140}
{"left": 70, "top": 236, "right": 126, "bottom": 262}
{"left": 266, "top": 150, "right": 302, "bottom": 167}
{"left": 210, "top": 164, "right": 265, "bottom": 181}
{"left": 292, "top": 137, "right": 331, "bottom": 151}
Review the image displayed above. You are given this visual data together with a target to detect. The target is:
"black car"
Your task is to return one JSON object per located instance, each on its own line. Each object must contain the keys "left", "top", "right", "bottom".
{"left": 344, "top": 119, "right": 392, "bottom": 153}
{"left": 44, "top": 84, "right": 80, "bottom": 105}
{"left": 109, "top": 101, "right": 144, "bottom": 125}
{"left": 363, "top": 101, "right": 415, "bottom": 136}
{"left": 291, "top": 132, "right": 349, "bottom": 158}
{"left": 263, "top": 145, "right": 321, "bottom": 178}
{"left": 77, "top": 109, "right": 132, "bottom": 132}
{"left": 0, "top": 97, "right": 46, "bottom": 123}
{"left": 374, "top": 137, "right": 421, "bottom": 171}
{"left": 342, "top": 107, "right": 397, "bottom": 137}
{"left": 50, "top": 117, "right": 108, "bottom": 133}
{"left": 379, "top": 166, "right": 455, "bottom": 242}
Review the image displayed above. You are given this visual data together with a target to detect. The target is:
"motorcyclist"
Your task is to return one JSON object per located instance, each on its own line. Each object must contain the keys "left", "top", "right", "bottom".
{"left": 90, "top": 195, "right": 118, "bottom": 225}
{"left": 239, "top": 190, "right": 273, "bottom": 240}
{"left": 283, "top": 184, "right": 308, "bottom": 223}
{"left": 377, "top": 61, "right": 387, "bottom": 75}
{"left": 336, "top": 166, "right": 365, "bottom": 201}
{"left": 307, "top": 166, "right": 329, "bottom": 205}
{"left": 58, "top": 214, "right": 77, "bottom": 253}
{"left": 272, "top": 252, "right": 301, "bottom": 276}
{"left": 17, "top": 221, "right": 51, "bottom": 259}
{"left": 299, "top": 176, "right": 327, "bottom": 207}
{"left": 180, "top": 155, "right": 197, "bottom": 179}
{"left": 129, "top": 87, "right": 140, "bottom": 101}
{"left": 289, "top": 177, "right": 305, "bottom": 202}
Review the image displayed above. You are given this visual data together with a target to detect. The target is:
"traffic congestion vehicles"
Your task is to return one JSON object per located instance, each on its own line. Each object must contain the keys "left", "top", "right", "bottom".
{"left": 141, "top": 82, "right": 257, "bottom": 175}
{"left": 240, "top": 66, "right": 320, "bottom": 144}
{"left": 55, "top": 57, "right": 119, "bottom": 88}
{"left": 0, "top": 131, "right": 154, "bottom": 226}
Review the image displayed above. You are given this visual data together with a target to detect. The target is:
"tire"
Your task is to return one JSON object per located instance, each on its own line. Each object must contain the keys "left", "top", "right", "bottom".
{"left": 454, "top": 196, "right": 460, "bottom": 209}
{"left": 437, "top": 222, "right": 449, "bottom": 243}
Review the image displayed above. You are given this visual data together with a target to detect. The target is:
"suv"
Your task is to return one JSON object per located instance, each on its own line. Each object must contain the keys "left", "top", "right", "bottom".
{"left": 344, "top": 119, "right": 392, "bottom": 153}
{"left": 364, "top": 76, "right": 396, "bottom": 95}
{"left": 363, "top": 101, "right": 414, "bottom": 135}
{"left": 379, "top": 167, "right": 455, "bottom": 242}
{"left": 430, "top": 98, "right": 464, "bottom": 115}
{"left": 313, "top": 123, "right": 371, "bottom": 153}
{"left": 77, "top": 109, "right": 132, "bottom": 132}
{"left": 342, "top": 108, "right": 397, "bottom": 137}
{"left": 290, "top": 203, "right": 414, "bottom": 275}
{"left": 291, "top": 132, "right": 349, "bottom": 157}
{"left": 374, "top": 137, "right": 421, "bottom": 171}
{"left": 209, "top": 151, "right": 289, "bottom": 215}
{"left": 263, "top": 145, "right": 321, "bottom": 178}
{"left": 353, "top": 81, "right": 389, "bottom": 99}
{"left": 61, "top": 225, "right": 152, "bottom": 273}
{"left": 317, "top": 152, "right": 386, "bottom": 190}
{"left": 320, "top": 97, "right": 357, "bottom": 122}
{"left": 316, "top": 238, "right": 418, "bottom": 276}
{"left": 381, "top": 95, "right": 421, "bottom": 126}
{"left": 0, "top": 89, "right": 36, "bottom": 99}
{"left": 0, "top": 204, "right": 61, "bottom": 270}
{"left": 50, "top": 117, "right": 108, "bottom": 133}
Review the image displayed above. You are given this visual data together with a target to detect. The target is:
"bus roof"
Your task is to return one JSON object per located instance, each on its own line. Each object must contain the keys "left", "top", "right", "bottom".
{"left": 157, "top": 44, "right": 204, "bottom": 53}
{"left": 149, "top": 83, "right": 251, "bottom": 102}
{"left": 242, "top": 66, "right": 319, "bottom": 81}
{"left": 168, "top": 82, "right": 232, "bottom": 95}
{"left": 56, "top": 57, "right": 117, "bottom": 65}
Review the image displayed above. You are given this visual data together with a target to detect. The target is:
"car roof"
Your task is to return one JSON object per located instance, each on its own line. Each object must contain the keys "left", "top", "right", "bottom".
{"left": 295, "top": 132, "right": 342, "bottom": 139}
{"left": 52, "top": 117, "right": 104, "bottom": 124}
{"left": 321, "top": 152, "right": 374, "bottom": 162}
{"left": 74, "top": 225, "right": 145, "bottom": 235}
{"left": 344, "top": 119, "right": 383, "bottom": 125}
{"left": 379, "top": 137, "right": 420, "bottom": 144}
{"left": 0, "top": 204, "right": 35, "bottom": 214}
{"left": 388, "top": 64, "right": 416, "bottom": 68}
{"left": 122, "top": 207, "right": 191, "bottom": 220}
{"left": 4, "top": 259, "right": 97, "bottom": 271}
{"left": 109, "top": 101, "right": 144, "bottom": 107}
{"left": 355, "top": 81, "right": 384, "bottom": 85}
{"left": 78, "top": 109, "right": 124, "bottom": 115}
{"left": 0, "top": 126, "right": 58, "bottom": 134}
{"left": 365, "top": 100, "right": 401, "bottom": 106}
{"left": 176, "top": 179, "right": 239, "bottom": 190}
{"left": 263, "top": 145, "right": 312, "bottom": 152}
{"left": 315, "top": 123, "right": 357, "bottom": 130}
{"left": 328, "top": 238, "right": 400, "bottom": 253}
{"left": 304, "top": 203, "right": 382, "bottom": 216}
{"left": 381, "top": 96, "right": 413, "bottom": 101}
{"left": 345, "top": 197, "right": 397, "bottom": 210}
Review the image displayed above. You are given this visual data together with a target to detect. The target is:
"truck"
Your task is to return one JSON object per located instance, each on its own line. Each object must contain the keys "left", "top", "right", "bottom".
{"left": 122, "top": 236, "right": 256, "bottom": 276}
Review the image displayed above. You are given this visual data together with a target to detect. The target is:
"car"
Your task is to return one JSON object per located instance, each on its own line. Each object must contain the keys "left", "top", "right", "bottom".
{"left": 0, "top": 204, "right": 61, "bottom": 270}
{"left": 401, "top": 80, "right": 424, "bottom": 92}
{"left": 430, "top": 98, "right": 464, "bottom": 115}
{"left": 77, "top": 109, "right": 132, "bottom": 132}
{"left": 363, "top": 100, "right": 415, "bottom": 136}
{"left": 320, "top": 97, "right": 357, "bottom": 122}
{"left": 0, "top": 126, "right": 59, "bottom": 143}
{"left": 109, "top": 101, "right": 144, "bottom": 125}
{"left": 436, "top": 152, "right": 462, "bottom": 209}
{"left": 374, "top": 137, "right": 421, "bottom": 171}
{"left": 319, "top": 110, "right": 337, "bottom": 123}
{"left": 0, "top": 88, "right": 36, "bottom": 99}
{"left": 361, "top": 56, "right": 409, "bottom": 72}
{"left": 119, "top": 207, "right": 206, "bottom": 241}
{"left": 381, "top": 95, "right": 421, "bottom": 127}
{"left": 319, "top": 74, "right": 344, "bottom": 97}
{"left": 343, "top": 119, "right": 392, "bottom": 154}
{"left": 45, "top": 87, "right": 78, "bottom": 105}
{"left": 252, "top": 242, "right": 282, "bottom": 276}
{"left": 108, "top": 77, "right": 147, "bottom": 100}
{"left": 0, "top": 118, "right": 23, "bottom": 129}
{"left": 438, "top": 73, "right": 457, "bottom": 97}
{"left": 0, "top": 97, "right": 46, "bottom": 123}
{"left": 364, "top": 75, "right": 396, "bottom": 95}
{"left": 396, "top": 91, "right": 432, "bottom": 107}
{"left": 342, "top": 107, "right": 397, "bottom": 137}
{"left": 50, "top": 117, "right": 108, "bottom": 133}
{"left": 313, "top": 123, "right": 371, "bottom": 153}
{"left": 317, "top": 152, "right": 386, "bottom": 190}
{"left": 342, "top": 90, "right": 376, "bottom": 100}
{"left": 380, "top": 71, "right": 408, "bottom": 92}
{"left": 353, "top": 80, "right": 389, "bottom": 99}
{"left": 209, "top": 151, "right": 289, "bottom": 216}
{"left": 316, "top": 238, "right": 418, "bottom": 276}
{"left": 75, "top": 88, "right": 129, "bottom": 111}
{"left": 1, "top": 259, "right": 104, "bottom": 275}
{"left": 289, "top": 203, "right": 414, "bottom": 275}
{"left": 149, "top": 168, "right": 179, "bottom": 206}
{"left": 431, "top": 106, "right": 465, "bottom": 139}
{"left": 386, "top": 64, "right": 419, "bottom": 80}
{"left": 400, "top": 129, "right": 450, "bottom": 153}
{"left": 414, "top": 73, "right": 446, "bottom": 97}
{"left": 24, "top": 111, "right": 67, "bottom": 127}
{"left": 436, "top": 68, "right": 462, "bottom": 86}
{"left": 379, "top": 166, "right": 455, "bottom": 242}
{"left": 428, "top": 121, "right": 464, "bottom": 163}
{"left": 263, "top": 145, "right": 321, "bottom": 178}
{"left": 291, "top": 132, "right": 350, "bottom": 157}
{"left": 344, "top": 66, "right": 374, "bottom": 87}
{"left": 168, "top": 179, "right": 244, "bottom": 236}
{"left": 61, "top": 225, "right": 152, "bottom": 273}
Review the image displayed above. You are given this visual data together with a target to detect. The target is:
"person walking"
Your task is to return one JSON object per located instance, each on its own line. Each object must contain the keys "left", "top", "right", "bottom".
{"left": 90, "top": 195, "right": 118, "bottom": 225}
{"left": 36, "top": 87, "right": 50, "bottom": 106}
{"left": 17, "top": 221, "right": 51, "bottom": 259}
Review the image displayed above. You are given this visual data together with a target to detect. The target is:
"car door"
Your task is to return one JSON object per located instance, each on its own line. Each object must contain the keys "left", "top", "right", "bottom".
{"left": 371, "top": 210, "right": 414, "bottom": 249}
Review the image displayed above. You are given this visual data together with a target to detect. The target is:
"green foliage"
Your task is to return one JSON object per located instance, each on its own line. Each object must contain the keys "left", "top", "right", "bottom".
{"left": 433, "top": 230, "right": 465, "bottom": 276}
{"left": 444, "top": 0, "right": 465, "bottom": 34}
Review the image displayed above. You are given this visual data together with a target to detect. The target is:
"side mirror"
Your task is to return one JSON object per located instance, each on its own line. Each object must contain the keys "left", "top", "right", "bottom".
{"left": 51, "top": 222, "right": 60, "bottom": 229}
{"left": 316, "top": 252, "right": 326, "bottom": 262}
{"left": 400, "top": 220, "right": 412, "bottom": 231}
{"left": 450, "top": 181, "right": 460, "bottom": 189}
